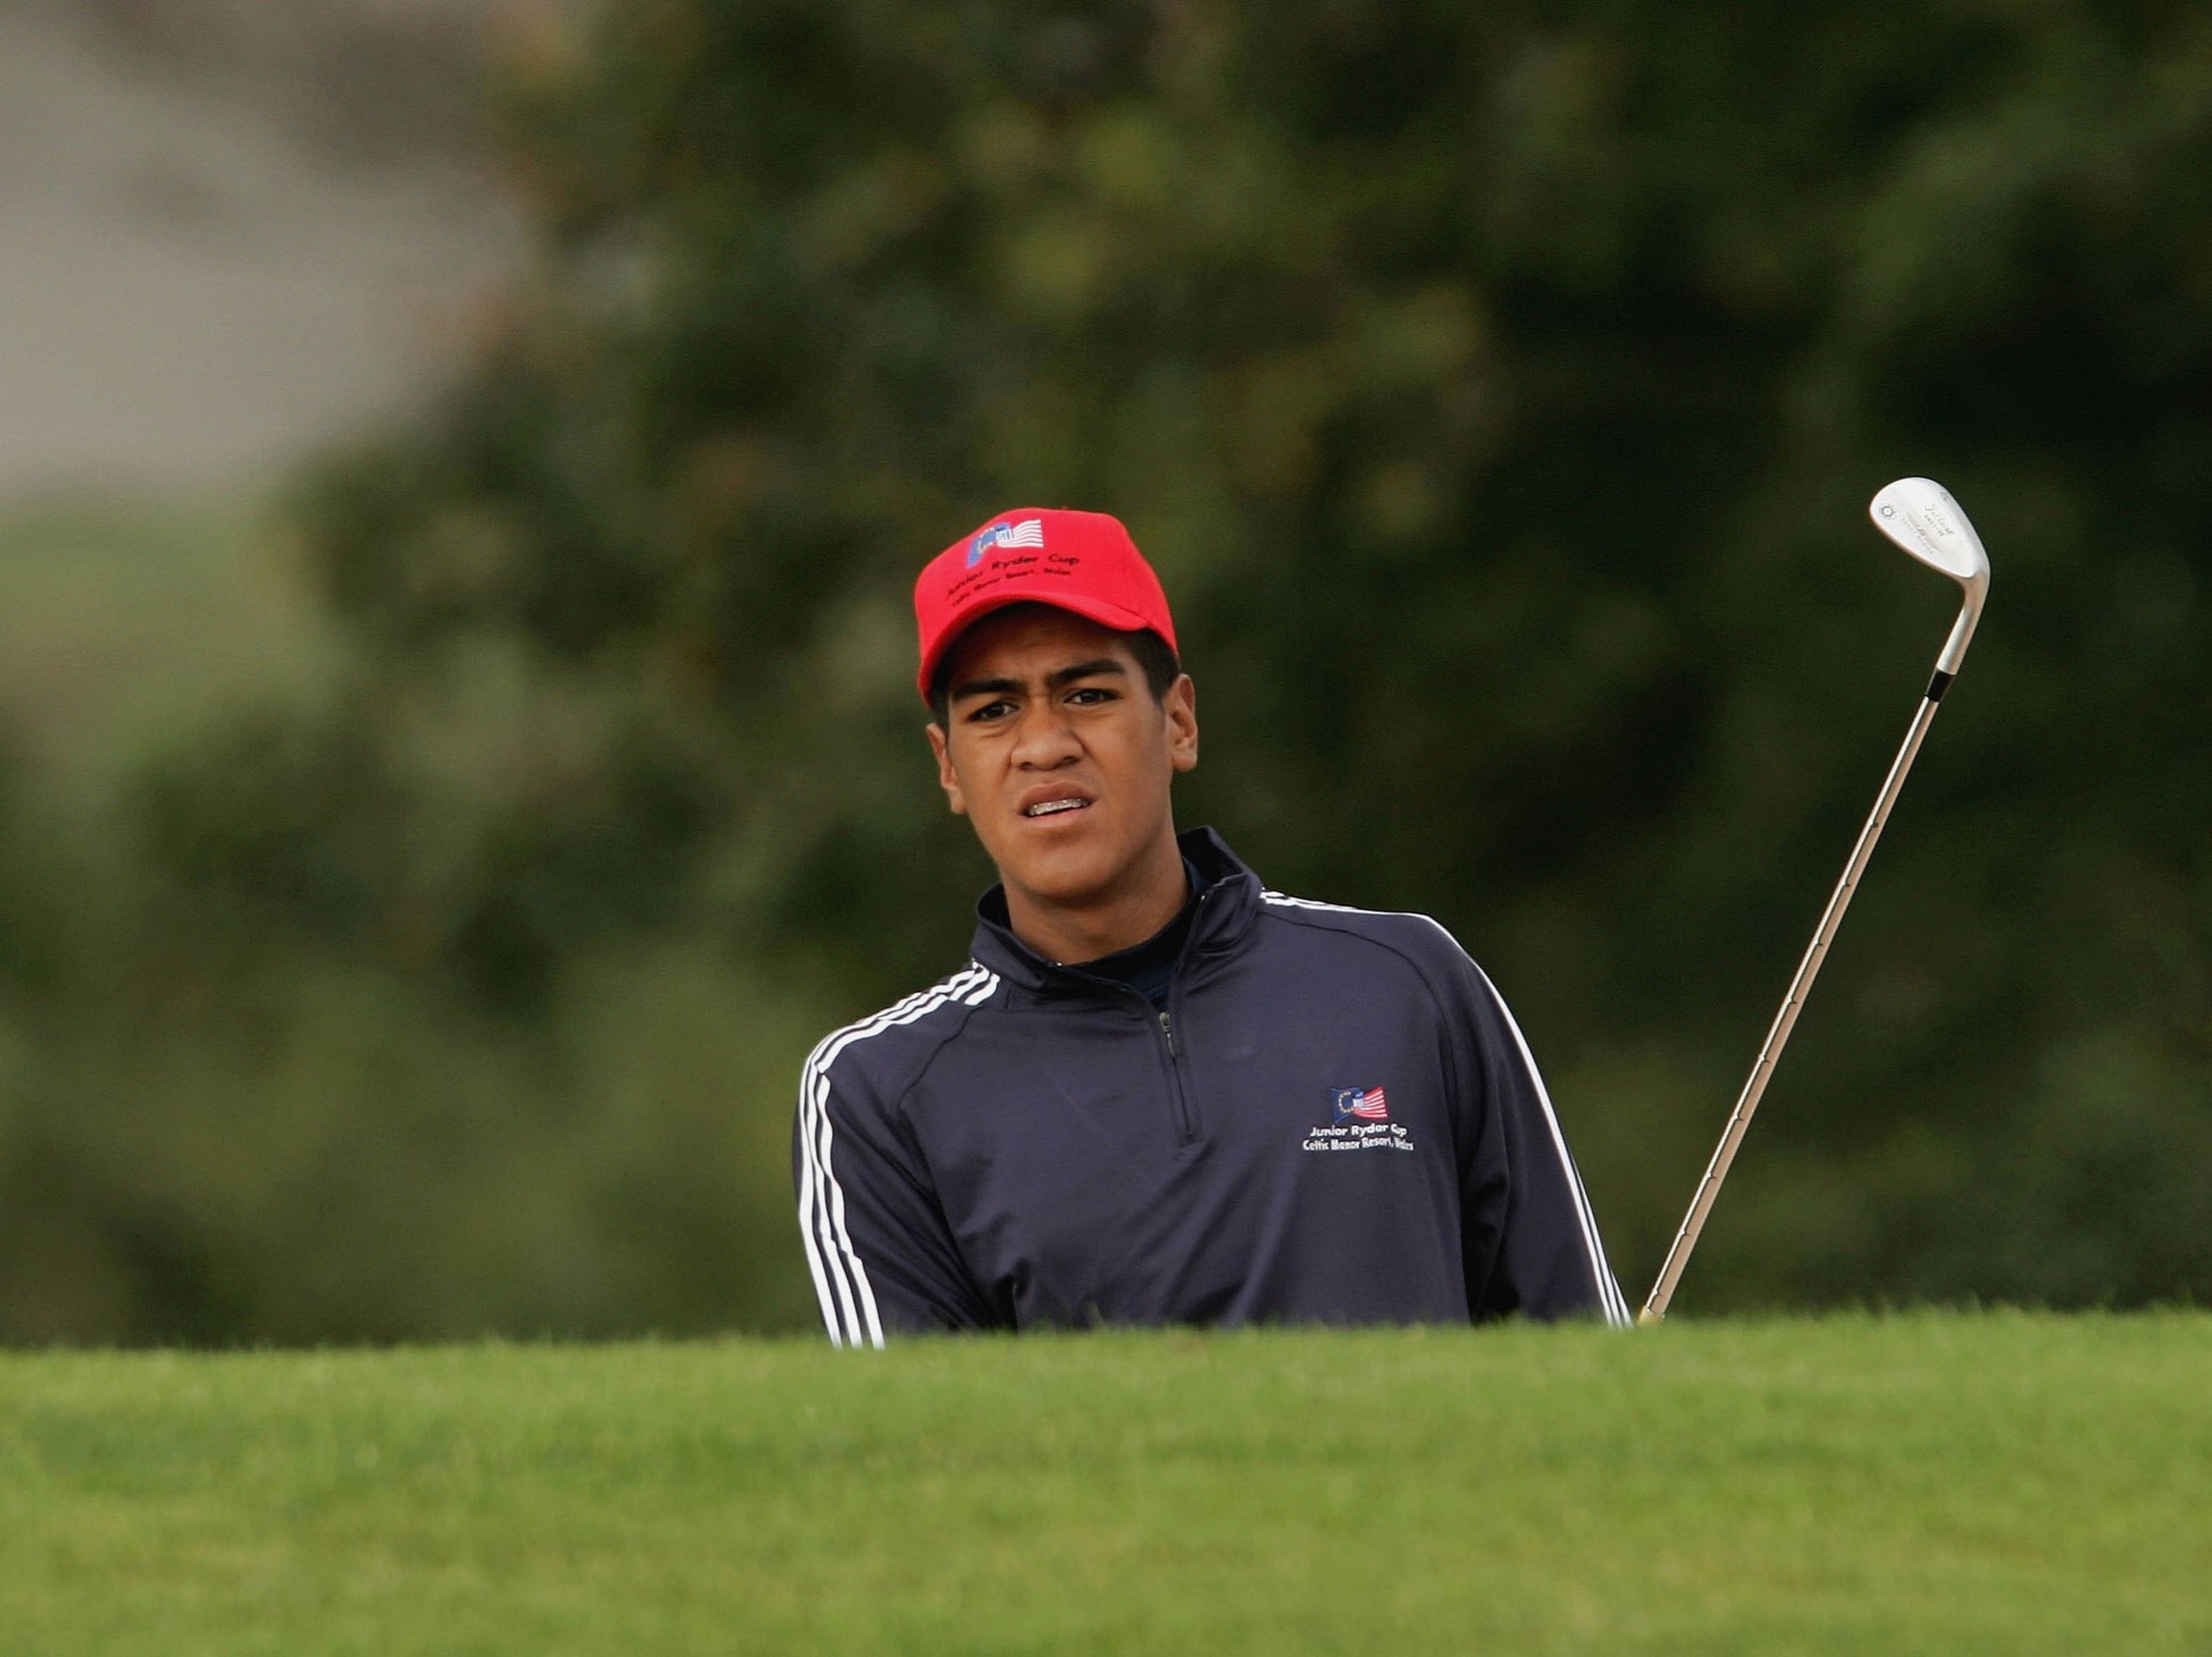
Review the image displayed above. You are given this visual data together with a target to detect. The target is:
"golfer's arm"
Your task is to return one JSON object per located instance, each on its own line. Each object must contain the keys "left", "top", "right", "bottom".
{"left": 1455, "top": 960, "right": 1632, "bottom": 1327}
{"left": 792, "top": 1073, "right": 995, "bottom": 1343}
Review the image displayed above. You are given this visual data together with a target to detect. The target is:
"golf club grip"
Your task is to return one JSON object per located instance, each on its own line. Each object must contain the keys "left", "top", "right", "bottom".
{"left": 1639, "top": 691, "right": 1946, "bottom": 1324}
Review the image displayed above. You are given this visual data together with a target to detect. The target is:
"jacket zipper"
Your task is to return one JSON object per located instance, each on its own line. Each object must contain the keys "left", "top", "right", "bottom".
{"left": 1157, "top": 1008, "right": 1198, "bottom": 1147}
{"left": 1156, "top": 881, "right": 1217, "bottom": 1149}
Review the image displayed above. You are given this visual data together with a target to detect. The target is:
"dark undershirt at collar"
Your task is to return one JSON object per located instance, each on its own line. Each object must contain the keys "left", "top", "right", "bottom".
{"left": 1065, "top": 859, "right": 1208, "bottom": 1009}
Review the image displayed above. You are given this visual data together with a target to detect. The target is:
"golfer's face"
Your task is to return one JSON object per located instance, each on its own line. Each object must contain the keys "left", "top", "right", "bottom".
{"left": 929, "top": 608, "right": 1196, "bottom": 911}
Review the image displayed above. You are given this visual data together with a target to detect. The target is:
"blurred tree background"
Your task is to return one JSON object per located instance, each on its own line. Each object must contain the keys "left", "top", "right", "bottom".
{"left": 3, "top": 0, "right": 2208, "bottom": 1341}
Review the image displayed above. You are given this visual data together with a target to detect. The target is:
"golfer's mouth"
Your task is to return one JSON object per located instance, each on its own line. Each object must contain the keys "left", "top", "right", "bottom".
{"left": 1020, "top": 791, "right": 1094, "bottom": 819}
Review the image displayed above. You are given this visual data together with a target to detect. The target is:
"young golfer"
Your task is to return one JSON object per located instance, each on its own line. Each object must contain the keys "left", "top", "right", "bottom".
{"left": 795, "top": 508, "right": 1627, "bottom": 1342}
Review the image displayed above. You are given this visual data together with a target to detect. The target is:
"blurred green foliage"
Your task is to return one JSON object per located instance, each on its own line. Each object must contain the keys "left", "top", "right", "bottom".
{"left": 5, "top": 0, "right": 2210, "bottom": 1339}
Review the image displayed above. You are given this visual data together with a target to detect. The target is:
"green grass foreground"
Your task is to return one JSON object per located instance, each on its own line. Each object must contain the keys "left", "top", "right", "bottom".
{"left": 3, "top": 1313, "right": 2206, "bottom": 1653}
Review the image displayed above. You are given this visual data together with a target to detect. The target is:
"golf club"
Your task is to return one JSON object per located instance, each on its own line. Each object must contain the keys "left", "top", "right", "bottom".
{"left": 1639, "top": 477, "right": 1992, "bottom": 1325}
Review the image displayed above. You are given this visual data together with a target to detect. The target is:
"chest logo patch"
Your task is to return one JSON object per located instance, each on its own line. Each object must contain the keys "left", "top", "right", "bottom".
{"left": 1332, "top": 1086, "right": 1389, "bottom": 1123}
{"left": 1304, "top": 1086, "right": 1415, "bottom": 1153}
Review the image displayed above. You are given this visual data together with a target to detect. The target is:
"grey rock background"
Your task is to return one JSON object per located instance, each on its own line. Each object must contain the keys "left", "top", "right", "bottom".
{"left": 0, "top": 0, "right": 534, "bottom": 493}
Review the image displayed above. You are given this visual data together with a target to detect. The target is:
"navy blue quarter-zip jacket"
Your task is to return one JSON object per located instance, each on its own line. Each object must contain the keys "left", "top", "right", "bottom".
{"left": 794, "top": 829, "right": 1629, "bottom": 1343}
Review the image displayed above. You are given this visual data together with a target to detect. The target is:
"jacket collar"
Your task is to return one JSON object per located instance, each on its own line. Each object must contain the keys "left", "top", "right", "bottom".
{"left": 968, "top": 826, "right": 1263, "bottom": 995}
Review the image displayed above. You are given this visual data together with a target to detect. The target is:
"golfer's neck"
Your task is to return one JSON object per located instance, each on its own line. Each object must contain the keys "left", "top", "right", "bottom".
{"left": 1004, "top": 836, "right": 1190, "bottom": 966}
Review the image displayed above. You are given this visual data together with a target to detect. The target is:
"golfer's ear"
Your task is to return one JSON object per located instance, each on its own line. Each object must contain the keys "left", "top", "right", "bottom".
{"left": 926, "top": 722, "right": 968, "bottom": 815}
{"left": 1166, "top": 674, "right": 1198, "bottom": 773}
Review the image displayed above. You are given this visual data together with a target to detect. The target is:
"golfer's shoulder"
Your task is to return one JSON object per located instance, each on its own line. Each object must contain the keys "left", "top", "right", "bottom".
{"left": 799, "top": 961, "right": 1003, "bottom": 1104}
{"left": 1252, "top": 886, "right": 1477, "bottom": 984}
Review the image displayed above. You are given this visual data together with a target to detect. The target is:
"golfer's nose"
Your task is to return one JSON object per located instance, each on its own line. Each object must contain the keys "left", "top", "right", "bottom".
{"left": 1010, "top": 701, "right": 1081, "bottom": 769}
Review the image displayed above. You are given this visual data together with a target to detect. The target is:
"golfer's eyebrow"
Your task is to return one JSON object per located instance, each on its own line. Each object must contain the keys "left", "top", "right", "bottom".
{"left": 950, "top": 659, "right": 1127, "bottom": 702}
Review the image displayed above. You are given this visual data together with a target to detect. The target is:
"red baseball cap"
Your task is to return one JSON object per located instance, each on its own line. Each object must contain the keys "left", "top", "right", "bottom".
{"left": 913, "top": 507, "right": 1178, "bottom": 703}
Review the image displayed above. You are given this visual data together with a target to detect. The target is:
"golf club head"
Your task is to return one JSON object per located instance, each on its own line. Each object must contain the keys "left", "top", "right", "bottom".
{"left": 1869, "top": 477, "right": 1991, "bottom": 676}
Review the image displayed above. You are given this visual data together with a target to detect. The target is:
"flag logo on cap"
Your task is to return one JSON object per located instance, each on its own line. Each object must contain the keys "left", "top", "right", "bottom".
{"left": 967, "top": 518, "right": 1044, "bottom": 568}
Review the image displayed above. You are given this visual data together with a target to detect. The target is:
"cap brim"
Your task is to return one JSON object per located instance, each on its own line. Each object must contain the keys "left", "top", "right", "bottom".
{"left": 918, "top": 590, "right": 1159, "bottom": 704}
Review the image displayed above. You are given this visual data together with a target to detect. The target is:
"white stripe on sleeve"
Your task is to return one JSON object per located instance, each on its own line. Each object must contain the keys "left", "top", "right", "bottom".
{"left": 796, "top": 964, "right": 999, "bottom": 1347}
{"left": 1465, "top": 959, "right": 1633, "bottom": 1327}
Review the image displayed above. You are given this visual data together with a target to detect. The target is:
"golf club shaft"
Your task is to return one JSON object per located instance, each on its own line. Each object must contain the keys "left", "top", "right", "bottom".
{"left": 1639, "top": 682, "right": 1949, "bottom": 1325}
